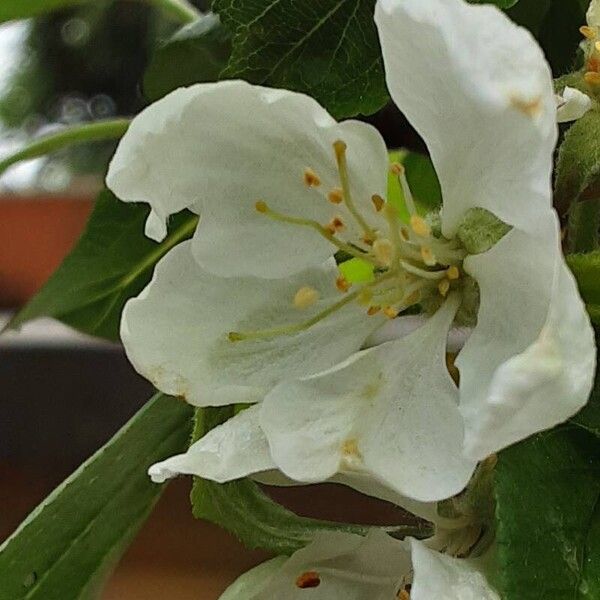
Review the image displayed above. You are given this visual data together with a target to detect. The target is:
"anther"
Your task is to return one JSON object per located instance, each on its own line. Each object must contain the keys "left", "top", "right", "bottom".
{"left": 328, "top": 187, "right": 344, "bottom": 204}
{"left": 400, "top": 226, "right": 410, "bottom": 241}
{"left": 420, "top": 246, "right": 437, "bottom": 266}
{"left": 294, "top": 286, "right": 320, "bottom": 309}
{"left": 596, "top": 41, "right": 600, "bottom": 52}
{"left": 255, "top": 200, "right": 268, "bottom": 213}
{"left": 581, "top": 25, "right": 597, "bottom": 40}
{"left": 326, "top": 216, "right": 345, "bottom": 234}
{"left": 397, "top": 588, "right": 411, "bottom": 600}
{"left": 373, "top": 238, "right": 394, "bottom": 267}
{"left": 303, "top": 168, "right": 321, "bottom": 187}
{"left": 367, "top": 305, "right": 381, "bottom": 316}
{"left": 383, "top": 306, "right": 399, "bottom": 319}
{"left": 390, "top": 162, "right": 404, "bottom": 176}
{"left": 333, "top": 139, "right": 347, "bottom": 158}
{"left": 296, "top": 571, "right": 321, "bottom": 589}
{"left": 336, "top": 275, "right": 351, "bottom": 293}
{"left": 438, "top": 279, "right": 451, "bottom": 297}
{"left": 404, "top": 290, "right": 421, "bottom": 306}
{"left": 371, "top": 194, "right": 385, "bottom": 212}
{"left": 585, "top": 71, "right": 600, "bottom": 86}
{"left": 410, "top": 214, "right": 431, "bottom": 237}
{"left": 447, "top": 265, "right": 460, "bottom": 280}
{"left": 342, "top": 438, "right": 361, "bottom": 457}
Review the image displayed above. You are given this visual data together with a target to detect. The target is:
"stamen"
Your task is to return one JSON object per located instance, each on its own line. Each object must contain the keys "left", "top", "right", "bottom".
{"left": 303, "top": 168, "right": 321, "bottom": 187}
{"left": 581, "top": 25, "right": 597, "bottom": 40}
{"left": 394, "top": 163, "right": 417, "bottom": 216}
{"left": 397, "top": 588, "right": 411, "bottom": 600}
{"left": 371, "top": 194, "right": 385, "bottom": 212}
{"left": 383, "top": 203, "right": 403, "bottom": 268}
{"left": 400, "top": 226, "right": 410, "bottom": 241}
{"left": 399, "top": 260, "right": 446, "bottom": 280}
{"left": 294, "top": 286, "right": 319, "bottom": 309}
{"left": 373, "top": 238, "right": 394, "bottom": 267}
{"left": 358, "top": 288, "right": 374, "bottom": 305}
{"left": 410, "top": 214, "right": 431, "bottom": 238}
{"left": 367, "top": 305, "right": 381, "bottom": 316}
{"left": 438, "top": 279, "right": 451, "bottom": 297}
{"left": 254, "top": 200, "right": 378, "bottom": 265}
{"left": 326, "top": 216, "right": 346, "bottom": 234}
{"left": 596, "top": 41, "right": 600, "bottom": 52}
{"left": 333, "top": 140, "right": 376, "bottom": 240}
{"left": 336, "top": 275, "right": 351, "bottom": 293}
{"left": 420, "top": 246, "right": 437, "bottom": 266}
{"left": 383, "top": 306, "right": 399, "bottom": 319}
{"left": 447, "top": 265, "right": 460, "bottom": 280}
{"left": 327, "top": 187, "right": 344, "bottom": 204}
{"left": 585, "top": 71, "right": 600, "bottom": 86}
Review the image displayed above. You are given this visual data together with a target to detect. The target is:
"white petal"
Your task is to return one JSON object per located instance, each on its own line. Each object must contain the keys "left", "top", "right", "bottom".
{"left": 589, "top": 0, "right": 600, "bottom": 27}
{"left": 107, "top": 80, "right": 388, "bottom": 278}
{"left": 410, "top": 539, "right": 500, "bottom": 599}
{"left": 375, "top": 0, "right": 557, "bottom": 236}
{"left": 457, "top": 211, "right": 596, "bottom": 459}
{"left": 260, "top": 295, "right": 476, "bottom": 502}
{"left": 148, "top": 405, "right": 275, "bottom": 483}
{"left": 556, "top": 87, "right": 592, "bottom": 123}
{"left": 251, "top": 530, "right": 411, "bottom": 599}
{"left": 122, "top": 241, "right": 384, "bottom": 406}
{"left": 219, "top": 557, "right": 287, "bottom": 600}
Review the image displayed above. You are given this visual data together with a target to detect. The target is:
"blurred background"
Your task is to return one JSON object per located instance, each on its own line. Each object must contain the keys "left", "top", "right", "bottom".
{"left": 0, "top": 2, "right": 416, "bottom": 598}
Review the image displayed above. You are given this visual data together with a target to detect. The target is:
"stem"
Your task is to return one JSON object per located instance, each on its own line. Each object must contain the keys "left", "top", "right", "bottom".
{"left": 0, "top": 118, "right": 131, "bottom": 177}
{"left": 144, "top": 0, "right": 201, "bottom": 23}
{"left": 568, "top": 197, "right": 600, "bottom": 253}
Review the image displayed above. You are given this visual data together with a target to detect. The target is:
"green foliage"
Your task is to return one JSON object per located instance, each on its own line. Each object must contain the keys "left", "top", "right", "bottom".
{"left": 556, "top": 110, "right": 600, "bottom": 215}
{"left": 7, "top": 190, "right": 197, "bottom": 341}
{"left": 190, "top": 407, "right": 432, "bottom": 554}
{"left": 567, "top": 251, "right": 600, "bottom": 322}
{"left": 508, "top": 0, "right": 589, "bottom": 74}
{"left": 494, "top": 425, "right": 600, "bottom": 599}
{"left": 0, "top": 393, "right": 193, "bottom": 600}
{"left": 144, "top": 13, "right": 232, "bottom": 102}
{"left": 212, "top": 0, "right": 390, "bottom": 119}
{"left": 0, "top": 0, "right": 86, "bottom": 23}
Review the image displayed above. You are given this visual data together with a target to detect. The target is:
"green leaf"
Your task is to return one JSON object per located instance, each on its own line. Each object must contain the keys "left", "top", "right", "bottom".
{"left": 556, "top": 110, "right": 600, "bottom": 216}
{"left": 212, "top": 0, "right": 390, "bottom": 119}
{"left": 144, "top": 13, "right": 232, "bottom": 103}
{"left": 568, "top": 252, "right": 600, "bottom": 322}
{"left": 493, "top": 425, "right": 600, "bottom": 599}
{"left": 0, "top": 393, "right": 193, "bottom": 600}
{"left": 508, "top": 0, "right": 588, "bottom": 74}
{"left": 191, "top": 407, "right": 432, "bottom": 554}
{"left": 0, "top": 0, "right": 86, "bottom": 23}
{"left": 7, "top": 190, "right": 197, "bottom": 342}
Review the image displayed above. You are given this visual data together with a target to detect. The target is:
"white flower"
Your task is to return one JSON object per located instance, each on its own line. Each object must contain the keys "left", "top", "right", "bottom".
{"left": 556, "top": 87, "right": 592, "bottom": 123}
{"left": 218, "top": 530, "right": 500, "bottom": 600}
{"left": 109, "top": 0, "right": 595, "bottom": 504}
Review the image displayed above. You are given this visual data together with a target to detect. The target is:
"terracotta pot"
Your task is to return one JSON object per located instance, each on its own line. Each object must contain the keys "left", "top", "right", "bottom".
{"left": 0, "top": 195, "right": 93, "bottom": 308}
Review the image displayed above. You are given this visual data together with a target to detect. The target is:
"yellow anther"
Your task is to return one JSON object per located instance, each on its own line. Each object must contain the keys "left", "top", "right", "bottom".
{"left": 328, "top": 187, "right": 344, "bottom": 204}
{"left": 400, "top": 226, "right": 410, "bottom": 241}
{"left": 304, "top": 167, "right": 321, "bottom": 187}
{"left": 438, "top": 279, "right": 451, "bottom": 297}
{"left": 326, "top": 216, "right": 346, "bottom": 234}
{"left": 342, "top": 438, "right": 362, "bottom": 459}
{"left": 294, "top": 286, "right": 320, "bottom": 309}
{"left": 585, "top": 71, "right": 600, "bottom": 86}
{"left": 371, "top": 194, "right": 385, "bottom": 212}
{"left": 510, "top": 95, "right": 543, "bottom": 118}
{"left": 367, "top": 305, "right": 381, "bottom": 316}
{"left": 361, "top": 234, "right": 375, "bottom": 246}
{"left": 255, "top": 200, "right": 268, "bottom": 213}
{"left": 447, "top": 265, "right": 460, "bottom": 280}
{"left": 383, "top": 306, "right": 399, "bottom": 319}
{"left": 596, "top": 41, "right": 600, "bottom": 52}
{"left": 410, "top": 214, "right": 431, "bottom": 237}
{"left": 336, "top": 275, "right": 351, "bottom": 293}
{"left": 390, "top": 162, "right": 404, "bottom": 175}
{"left": 397, "top": 588, "right": 411, "bottom": 600}
{"left": 373, "top": 238, "right": 394, "bottom": 267}
{"left": 581, "top": 25, "right": 597, "bottom": 40}
{"left": 420, "top": 246, "right": 437, "bottom": 266}
{"left": 358, "top": 288, "right": 374, "bottom": 305}
{"left": 333, "top": 139, "right": 347, "bottom": 158}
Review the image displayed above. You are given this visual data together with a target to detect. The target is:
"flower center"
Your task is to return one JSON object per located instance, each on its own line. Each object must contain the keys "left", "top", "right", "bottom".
{"left": 228, "top": 140, "right": 468, "bottom": 343}
{"left": 581, "top": 24, "right": 600, "bottom": 87}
